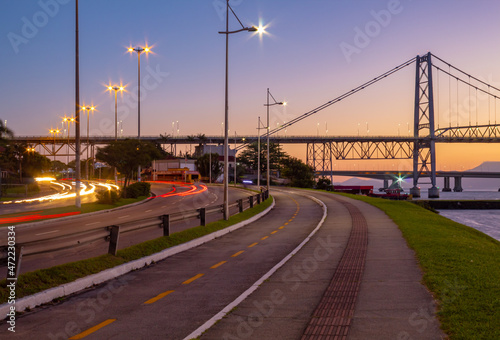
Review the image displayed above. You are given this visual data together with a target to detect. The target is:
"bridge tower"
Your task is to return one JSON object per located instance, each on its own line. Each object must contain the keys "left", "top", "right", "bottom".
{"left": 410, "top": 52, "right": 439, "bottom": 198}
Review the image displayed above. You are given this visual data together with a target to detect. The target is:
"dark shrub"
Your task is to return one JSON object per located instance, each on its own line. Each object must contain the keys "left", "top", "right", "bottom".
{"left": 123, "top": 182, "right": 151, "bottom": 198}
{"left": 96, "top": 189, "right": 121, "bottom": 204}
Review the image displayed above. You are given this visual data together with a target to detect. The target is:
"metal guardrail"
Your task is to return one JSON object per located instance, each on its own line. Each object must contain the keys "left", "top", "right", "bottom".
{"left": 0, "top": 190, "right": 269, "bottom": 278}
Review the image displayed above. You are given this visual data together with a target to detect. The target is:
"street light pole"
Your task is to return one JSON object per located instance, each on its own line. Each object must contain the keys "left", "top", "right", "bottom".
{"left": 62, "top": 116, "right": 74, "bottom": 166}
{"left": 234, "top": 131, "right": 237, "bottom": 186}
{"left": 263, "top": 88, "right": 285, "bottom": 192}
{"left": 108, "top": 85, "right": 124, "bottom": 184}
{"left": 128, "top": 45, "right": 150, "bottom": 182}
{"left": 49, "top": 128, "right": 61, "bottom": 163}
{"left": 83, "top": 106, "right": 95, "bottom": 180}
{"left": 257, "top": 116, "right": 261, "bottom": 188}
{"left": 219, "top": 0, "right": 260, "bottom": 220}
{"left": 75, "top": 0, "right": 81, "bottom": 208}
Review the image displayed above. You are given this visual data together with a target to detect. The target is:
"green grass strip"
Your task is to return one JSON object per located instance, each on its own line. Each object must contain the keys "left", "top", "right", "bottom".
{"left": 330, "top": 192, "right": 499, "bottom": 340}
{"left": 0, "top": 197, "right": 273, "bottom": 304}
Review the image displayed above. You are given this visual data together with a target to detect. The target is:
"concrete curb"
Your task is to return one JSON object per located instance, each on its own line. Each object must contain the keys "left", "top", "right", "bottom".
{"left": 0, "top": 197, "right": 275, "bottom": 318}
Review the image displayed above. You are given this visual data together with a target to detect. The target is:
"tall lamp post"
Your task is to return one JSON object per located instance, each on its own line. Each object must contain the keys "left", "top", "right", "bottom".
{"left": 108, "top": 85, "right": 124, "bottom": 184}
{"left": 49, "top": 128, "right": 61, "bottom": 173}
{"left": 83, "top": 105, "right": 95, "bottom": 180}
{"left": 49, "top": 128, "right": 61, "bottom": 163}
{"left": 256, "top": 116, "right": 266, "bottom": 188}
{"left": 219, "top": 0, "right": 261, "bottom": 220}
{"left": 128, "top": 44, "right": 151, "bottom": 182}
{"left": 62, "top": 116, "right": 75, "bottom": 166}
{"left": 263, "top": 88, "right": 286, "bottom": 192}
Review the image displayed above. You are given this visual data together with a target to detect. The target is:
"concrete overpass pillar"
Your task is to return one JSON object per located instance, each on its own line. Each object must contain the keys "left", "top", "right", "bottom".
{"left": 453, "top": 176, "right": 463, "bottom": 192}
{"left": 383, "top": 179, "right": 389, "bottom": 190}
{"left": 428, "top": 187, "right": 440, "bottom": 198}
{"left": 410, "top": 187, "right": 421, "bottom": 198}
{"left": 443, "top": 177, "right": 452, "bottom": 192}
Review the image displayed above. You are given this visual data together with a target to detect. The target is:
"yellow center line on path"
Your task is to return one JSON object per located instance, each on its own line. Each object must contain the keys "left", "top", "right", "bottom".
{"left": 289, "top": 219, "right": 293, "bottom": 222}
{"left": 211, "top": 261, "right": 227, "bottom": 269}
{"left": 248, "top": 242, "right": 258, "bottom": 248}
{"left": 271, "top": 230, "right": 278, "bottom": 234}
{"left": 68, "top": 319, "right": 116, "bottom": 339}
{"left": 183, "top": 273, "right": 204, "bottom": 285}
{"left": 284, "top": 222, "right": 289, "bottom": 225}
{"left": 144, "top": 290, "right": 174, "bottom": 305}
{"left": 279, "top": 226, "right": 285, "bottom": 230}
{"left": 261, "top": 236, "right": 269, "bottom": 240}
{"left": 231, "top": 250, "right": 244, "bottom": 257}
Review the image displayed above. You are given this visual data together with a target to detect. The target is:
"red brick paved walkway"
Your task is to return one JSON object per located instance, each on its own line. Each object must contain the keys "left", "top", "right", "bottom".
{"left": 301, "top": 201, "right": 368, "bottom": 340}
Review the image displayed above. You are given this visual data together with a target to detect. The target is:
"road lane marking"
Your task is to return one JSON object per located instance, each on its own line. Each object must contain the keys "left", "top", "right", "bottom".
{"left": 69, "top": 319, "right": 116, "bottom": 339}
{"left": 284, "top": 222, "right": 289, "bottom": 225}
{"left": 85, "top": 222, "right": 100, "bottom": 226}
{"left": 279, "top": 226, "right": 285, "bottom": 229}
{"left": 118, "top": 215, "right": 129, "bottom": 219}
{"left": 145, "top": 209, "right": 153, "bottom": 213}
{"left": 161, "top": 205, "right": 167, "bottom": 208}
{"left": 183, "top": 273, "right": 204, "bottom": 284}
{"left": 271, "top": 230, "right": 278, "bottom": 234}
{"left": 144, "top": 290, "right": 174, "bottom": 304}
{"left": 183, "top": 195, "right": 327, "bottom": 340}
{"left": 289, "top": 219, "right": 293, "bottom": 222}
{"left": 211, "top": 261, "right": 227, "bottom": 269}
{"left": 231, "top": 251, "right": 244, "bottom": 257}
{"left": 35, "top": 230, "right": 59, "bottom": 236}
{"left": 248, "top": 242, "right": 258, "bottom": 248}
{"left": 261, "top": 236, "right": 269, "bottom": 240}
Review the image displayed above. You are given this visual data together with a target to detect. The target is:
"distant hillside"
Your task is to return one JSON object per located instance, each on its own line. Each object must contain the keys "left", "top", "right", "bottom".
{"left": 468, "top": 161, "right": 500, "bottom": 172}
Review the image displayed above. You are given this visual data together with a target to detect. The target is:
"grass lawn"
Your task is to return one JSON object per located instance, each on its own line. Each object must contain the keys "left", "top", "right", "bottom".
{"left": 336, "top": 192, "right": 500, "bottom": 340}
{"left": 0, "top": 197, "right": 273, "bottom": 304}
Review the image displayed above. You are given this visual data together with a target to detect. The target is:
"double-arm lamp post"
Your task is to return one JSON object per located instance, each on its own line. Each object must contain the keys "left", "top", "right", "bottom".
{"left": 263, "top": 89, "right": 286, "bottom": 192}
{"left": 107, "top": 85, "right": 124, "bottom": 184}
{"left": 128, "top": 45, "right": 151, "bottom": 182}
{"left": 219, "top": 0, "right": 262, "bottom": 220}
{"left": 82, "top": 105, "right": 95, "bottom": 180}
{"left": 62, "top": 116, "right": 75, "bottom": 165}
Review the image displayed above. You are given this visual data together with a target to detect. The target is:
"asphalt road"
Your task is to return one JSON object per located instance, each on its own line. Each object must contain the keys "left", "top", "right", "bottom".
{"left": 0, "top": 183, "right": 253, "bottom": 275}
{"left": 0, "top": 190, "right": 324, "bottom": 339}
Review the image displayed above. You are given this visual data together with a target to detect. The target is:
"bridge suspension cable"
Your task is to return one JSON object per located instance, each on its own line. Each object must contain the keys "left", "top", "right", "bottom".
{"left": 236, "top": 57, "right": 416, "bottom": 150}
{"left": 430, "top": 53, "right": 500, "bottom": 92}
{"left": 430, "top": 53, "right": 500, "bottom": 132}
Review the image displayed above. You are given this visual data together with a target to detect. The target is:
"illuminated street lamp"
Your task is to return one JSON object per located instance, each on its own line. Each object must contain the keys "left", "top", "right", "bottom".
{"left": 263, "top": 88, "right": 286, "bottom": 192}
{"left": 82, "top": 105, "right": 95, "bottom": 180}
{"left": 49, "top": 128, "right": 61, "bottom": 165}
{"left": 256, "top": 116, "right": 266, "bottom": 188}
{"left": 62, "top": 116, "right": 75, "bottom": 165}
{"left": 107, "top": 85, "right": 124, "bottom": 184}
{"left": 219, "top": 0, "right": 262, "bottom": 220}
{"left": 127, "top": 44, "right": 151, "bottom": 182}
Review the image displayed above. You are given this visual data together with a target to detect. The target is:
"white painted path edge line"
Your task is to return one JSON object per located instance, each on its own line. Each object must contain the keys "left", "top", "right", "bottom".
{"left": 183, "top": 194, "right": 327, "bottom": 340}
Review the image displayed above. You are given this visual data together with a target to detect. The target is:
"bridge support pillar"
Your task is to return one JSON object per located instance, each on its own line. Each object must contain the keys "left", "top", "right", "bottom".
{"left": 443, "top": 177, "right": 452, "bottom": 192}
{"left": 428, "top": 187, "right": 440, "bottom": 198}
{"left": 412, "top": 52, "right": 439, "bottom": 199}
{"left": 383, "top": 179, "right": 389, "bottom": 190}
{"left": 453, "top": 176, "right": 463, "bottom": 192}
{"left": 410, "top": 187, "right": 421, "bottom": 198}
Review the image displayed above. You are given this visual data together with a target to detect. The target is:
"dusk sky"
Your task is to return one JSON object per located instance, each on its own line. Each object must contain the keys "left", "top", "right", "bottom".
{"left": 1, "top": 0, "right": 499, "bottom": 172}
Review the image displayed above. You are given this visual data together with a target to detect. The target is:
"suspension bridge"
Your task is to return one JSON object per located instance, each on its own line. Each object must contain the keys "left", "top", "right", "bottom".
{"left": 15, "top": 52, "right": 500, "bottom": 198}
